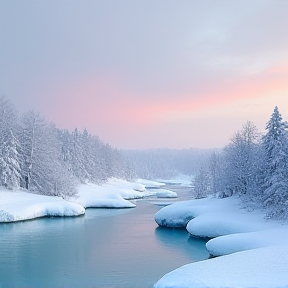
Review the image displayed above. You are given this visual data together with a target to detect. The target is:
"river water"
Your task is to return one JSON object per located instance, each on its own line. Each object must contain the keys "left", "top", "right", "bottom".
{"left": 0, "top": 186, "right": 209, "bottom": 288}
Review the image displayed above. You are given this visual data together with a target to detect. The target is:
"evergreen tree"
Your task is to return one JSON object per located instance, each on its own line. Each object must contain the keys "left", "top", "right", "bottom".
{"left": 261, "top": 106, "right": 288, "bottom": 219}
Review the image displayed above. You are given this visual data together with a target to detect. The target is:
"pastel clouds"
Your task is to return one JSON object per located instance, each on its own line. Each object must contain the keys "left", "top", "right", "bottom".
{"left": 1, "top": 0, "right": 288, "bottom": 149}
{"left": 45, "top": 60, "right": 288, "bottom": 149}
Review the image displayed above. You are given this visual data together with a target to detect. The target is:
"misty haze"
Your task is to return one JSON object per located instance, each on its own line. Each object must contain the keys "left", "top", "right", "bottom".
{"left": 0, "top": 1, "right": 288, "bottom": 288}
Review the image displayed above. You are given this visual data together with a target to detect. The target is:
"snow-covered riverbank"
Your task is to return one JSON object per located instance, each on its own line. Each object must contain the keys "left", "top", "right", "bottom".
{"left": 0, "top": 178, "right": 175, "bottom": 223}
{"left": 154, "top": 196, "right": 288, "bottom": 288}
{"left": 0, "top": 190, "right": 85, "bottom": 222}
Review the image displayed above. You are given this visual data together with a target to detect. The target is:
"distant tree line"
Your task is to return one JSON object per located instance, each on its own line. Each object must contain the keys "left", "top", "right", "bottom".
{"left": 0, "top": 96, "right": 131, "bottom": 198}
{"left": 123, "top": 148, "right": 215, "bottom": 180}
{"left": 192, "top": 107, "right": 288, "bottom": 220}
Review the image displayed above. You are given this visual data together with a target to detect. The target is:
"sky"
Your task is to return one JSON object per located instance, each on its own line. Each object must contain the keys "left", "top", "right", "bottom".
{"left": 0, "top": 0, "right": 288, "bottom": 149}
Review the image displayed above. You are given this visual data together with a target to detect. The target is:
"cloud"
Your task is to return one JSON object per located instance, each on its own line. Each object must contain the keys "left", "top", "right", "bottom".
{"left": 1, "top": 0, "right": 288, "bottom": 148}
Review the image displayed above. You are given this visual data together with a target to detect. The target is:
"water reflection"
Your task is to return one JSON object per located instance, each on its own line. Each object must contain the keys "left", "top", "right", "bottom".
{"left": 155, "top": 226, "right": 209, "bottom": 262}
{"left": 0, "top": 191, "right": 208, "bottom": 288}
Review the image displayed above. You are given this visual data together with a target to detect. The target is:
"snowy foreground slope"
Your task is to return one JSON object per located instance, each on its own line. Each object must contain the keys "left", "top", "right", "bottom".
{"left": 154, "top": 196, "right": 288, "bottom": 288}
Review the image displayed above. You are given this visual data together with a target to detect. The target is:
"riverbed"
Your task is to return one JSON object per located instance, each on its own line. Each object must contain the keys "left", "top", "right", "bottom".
{"left": 0, "top": 186, "right": 209, "bottom": 288}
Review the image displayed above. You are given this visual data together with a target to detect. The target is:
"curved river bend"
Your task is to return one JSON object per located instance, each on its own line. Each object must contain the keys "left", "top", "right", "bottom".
{"left": 0, "top": 186, "right": 209, "bottom": 288}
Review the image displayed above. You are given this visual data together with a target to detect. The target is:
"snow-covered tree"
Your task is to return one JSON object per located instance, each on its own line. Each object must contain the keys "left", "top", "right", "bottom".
{"left": 0, "top": 96, "right": 21, "bottom": 189}
{"left": 20, "top": 111, "right": 77, "bottom": 197}
{"left": 221, "top": 121, "right": 260, "bottom": 197}
{"left": 0, "top": 130, "right": 21, "bottom": 189}
{"left": 208, "top": 151, "right": 224, "bottom": 196}
{"left": 261, "top": 106, "right": 288, "bottom": 219}
{"left": 193, "top": 165, "right": 211, "bottom": 199}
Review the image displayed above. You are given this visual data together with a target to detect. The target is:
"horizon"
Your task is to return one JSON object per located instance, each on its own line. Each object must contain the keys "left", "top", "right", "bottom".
{"left": 1, "top": 1, "right": 287, "bottom": 149}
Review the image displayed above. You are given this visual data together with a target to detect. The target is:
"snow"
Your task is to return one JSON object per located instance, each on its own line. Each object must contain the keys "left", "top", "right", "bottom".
{"left": 156, "top": 174, "right": 192, "bottom": 187}
{"left": 155, "top": 197, "right": 226, "bottom": 228}
{"left": 146, "top": 188, "right": 178, "bottom": 198}
{"left": 154, "top": 196, "right": 288, "bottom": 288}
{"left": 0, "top": 190, "right": 85, "bottom": 222}
{"left": 0, "top": 178, "right": 152, "bottom": 222}
{"left": 154, "top": 245, "right": 288, "bottom": 288}
{"left": 136, "top": 178, "right": 166, "bottom": 188}
{"left": 106, "top": 177, "right": 146, "bottom": 193}
{"left": 206, "top": 226, "right": 288, "bottom": 257}
{"left": 70, "top": 182, "right": 137, "bottom": 208}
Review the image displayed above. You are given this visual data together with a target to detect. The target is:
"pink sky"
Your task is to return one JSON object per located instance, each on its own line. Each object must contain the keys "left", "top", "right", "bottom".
{"left": 1, "top": 1, "right": 288, "bottom": 149}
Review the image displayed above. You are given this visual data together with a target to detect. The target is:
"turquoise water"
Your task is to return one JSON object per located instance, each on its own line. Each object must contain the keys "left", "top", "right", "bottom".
{"left": 0, "top": 188, "right": 209, "bottom": 288}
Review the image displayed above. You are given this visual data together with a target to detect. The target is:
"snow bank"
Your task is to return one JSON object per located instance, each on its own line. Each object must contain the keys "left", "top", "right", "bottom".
{"left": 146, "top": 188, "right": 178, "bottom": 198}
{"left": 154, "top": 245, "right": 288, "bottom": 288}
{"left": 206, "top": 226, "right": 288, "bottom": 257}
{"left": 154, "top": 196, "right": 288, "bottom": 288}
{"left": 156, "top": 174, "right": 192, "bottom": 187}
{"left": 136, "top": 178, "right": 165, "bottom": 188}
{"left": 71, "top": 182, "right": 136, "bottom": 208}
{"left": 154, "top": 197, "right": 233, "bottom": 228}
{"left": 0, "top": 190, "right": 85, "bottom": 223}
{"left": 106, "top": 178, "right": 146, "bottom": 195}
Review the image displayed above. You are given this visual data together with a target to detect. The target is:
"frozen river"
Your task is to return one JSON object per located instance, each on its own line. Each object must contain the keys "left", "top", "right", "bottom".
{"left": 0, "top": 186, "right": 209, "bottom": 288}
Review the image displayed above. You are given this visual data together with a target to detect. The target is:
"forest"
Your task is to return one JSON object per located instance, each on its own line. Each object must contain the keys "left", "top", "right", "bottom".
{"left": 192, "top": 107, "right": 288, "bottom": 220}
{"left": 0, "top": 96, "right": 287, "bottom": 219}
{"left": 0, "top": 96, "right": 131, "bottom": 198}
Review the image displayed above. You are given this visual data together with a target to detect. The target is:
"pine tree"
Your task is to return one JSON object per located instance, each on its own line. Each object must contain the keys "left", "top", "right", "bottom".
{"left": 262, "top": 106, "right": 288, "bottom": 219}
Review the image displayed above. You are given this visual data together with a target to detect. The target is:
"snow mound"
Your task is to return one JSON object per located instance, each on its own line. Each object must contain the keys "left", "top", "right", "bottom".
{"left": 156, "top": 174, "right": 192, "bottom": 187}
{"left": 106, "top": 178, "right": 146, "bottom": 194}
{"left": 154, "top": 197, "right": 234, "bottom": 228}
{"left": 147, "top": 188, "right": 178, "bottom": 198}
{"left": 136, "top": 178, "right": 165, "bottom": 188}
{"left": 154, "top": 195, "right": 288, "bottom": 288}
{"left": 0, "top": 190, "right": 85, "bottom": 223}
{"left": 154, "top": 245, "right": 288, "bottom": 288}
{"left": 206, "top": 226, "right": 288, "bottom": 256}
{"left": 71, "top": 182, "right": 136, "bottom": 208}
{"left": 186, "top": 212, "right": 271, "bottom": 238}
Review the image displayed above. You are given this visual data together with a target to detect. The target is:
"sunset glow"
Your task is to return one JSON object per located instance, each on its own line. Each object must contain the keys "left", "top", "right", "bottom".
{"left": 1, "top": 0, "right": 287, "bottom": 149}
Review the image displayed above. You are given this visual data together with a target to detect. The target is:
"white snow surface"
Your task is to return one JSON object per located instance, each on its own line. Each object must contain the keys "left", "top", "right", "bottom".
{"left": 71, "top": 181, "right": 137, "bottom": 208}
{"left": 0, "top": 178, "right": 151, "bottom": 222}
{"left": 154, "top": 196, "right": 288, "bottom": 288}
{"left": 136, "top": 178, "right": 166, "bottom": 188}
{"left": 156, "top": 174, "right": 193, "bottom": 187}
{"left": 146, "top": 188, "right": 178, "bottom": 198}
{"left": 0, "top": 190, "right": 85, "bottom": 222}
{"left": 155, "top": 197, "right": 226, "bottom": 228}
{"left": 155, "top": 245, "right": 288, "bottom": 288}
